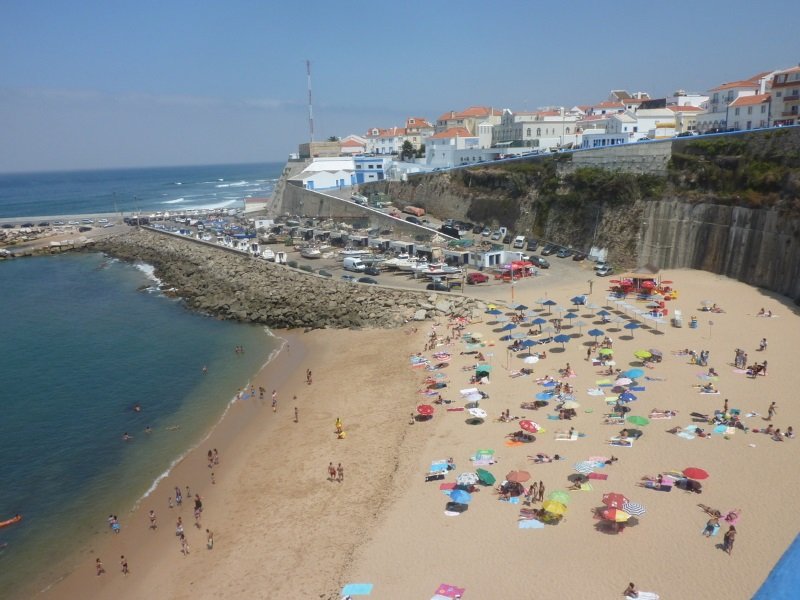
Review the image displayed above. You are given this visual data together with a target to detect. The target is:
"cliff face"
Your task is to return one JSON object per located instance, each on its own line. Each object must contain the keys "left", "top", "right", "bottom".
{"left": 94, "top": 229, "right": 481, "bottom": 329}
{"left": 364, "top": 127, "right": 800, "bottom": 302}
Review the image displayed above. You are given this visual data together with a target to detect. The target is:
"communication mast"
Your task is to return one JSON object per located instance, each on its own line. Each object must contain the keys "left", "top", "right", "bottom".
{"left": 306, "top": 59, "right": 314, "bottom": 143}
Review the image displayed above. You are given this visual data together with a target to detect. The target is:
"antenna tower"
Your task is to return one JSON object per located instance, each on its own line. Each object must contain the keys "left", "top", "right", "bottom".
{"left": 306, "top": 59, "right": 314, "bottom": 143}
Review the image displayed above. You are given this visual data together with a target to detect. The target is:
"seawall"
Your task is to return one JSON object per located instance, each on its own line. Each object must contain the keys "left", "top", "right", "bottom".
{"left": 93, "top": 228, "right": 482, "bottom": 329}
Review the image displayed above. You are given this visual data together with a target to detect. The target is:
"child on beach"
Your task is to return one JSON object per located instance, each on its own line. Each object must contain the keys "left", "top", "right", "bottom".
{"left": 206, "top": 529, "right": 214, "bottom": 550}
{"left": 120, "top": 555, "right": 128, "bottom": 575}
{"left": 96, "top": 558, "right": 105, "bottom": 576}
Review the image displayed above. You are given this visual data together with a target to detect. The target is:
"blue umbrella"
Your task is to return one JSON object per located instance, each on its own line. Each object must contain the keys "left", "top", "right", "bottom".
{"left": 543, "top": 299, "right": 557, "bottom": 314}
{"left": 625, "top": 368, "right": 645, "bottom": 379}
{"left": 449, "top": 489, "right": 472, "bottom": 504}
{"left": 588, "top": 328, "right": 605, "bottom": 339}
{"left": 597, "top": 310, "right": 611, "bottom": 317}
{"left": 521, "top": 339, "right": 537, "bottom": 348}
{"left": 487, "top": 309, "right": 503, "bottom": 315}
{"left": 564, "top": 312, "right": 579, "bottom": 320}
{"left": 542, "top": 381, "right": 557, "bottom": 388}
{"left": 515, "top": 304, "right": 529, "bottom": 311}
{"left": 554, "top": 334, "right": 571, "bottom": 347}
{"left": 624, "top": 322, "right": 640, "bottom": 337}
{"left": 570, "top": 296, "right": 586, "bottom": 305}
{"left": 536, "top": 392, "right": 554, "bottom": 400}
{"left": 501, "top": 323, "right": 517, "bottom": 331}
{"left": 619, "top": 391, "right": 638, "bottom": 403}
{"left": 500, "top": 335, "right": 513, "bottom": 341}
{"left": 532, "top": 317, "right": 548, "bottom": 325}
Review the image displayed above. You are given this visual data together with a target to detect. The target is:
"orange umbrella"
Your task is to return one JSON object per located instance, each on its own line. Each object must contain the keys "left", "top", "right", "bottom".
{"left": 506, "top": 470, "right": 531, "bottom": 483}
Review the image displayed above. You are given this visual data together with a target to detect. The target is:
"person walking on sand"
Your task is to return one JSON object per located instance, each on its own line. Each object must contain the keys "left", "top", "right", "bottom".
{"left": 168, "top": 496, "right": 173, "bottom": 509}
{"left": 213, "top": 448, "right": 219, "bottom": 465}
{"left": 768, "top": 402, "right": 777, "bottom": 421}
{"left": 211, "top": 471, "right": 215, "bottom": 485}
{"left": 272, "top": 390, "right": 277, "bottom": 413}
{"left": 306, "top": 369, "right": 312, "bottom": 385}
{"left": 206, "top": 529, "right": 214, "bottom": 550}
{"left": 175, "top": 487, "right": 183, "bottom": 507}
{"left": 724, "top": 525, "right": 736, "bottom": 555}
{"left": 96, "top": 558, "right": 105, "bottom": 576}
{"left": 120, "top": 555, "right": 128, "bottom": 575}
{"left": 538, "top": 481, "right": 545, "bottom": 502}
{"left": 176, "top": 516, "right": 184, "bottom": 537}
{"left": 180, "top": 533, "right": 190, "bottom": 556}
{"left": 207, "top": 449, "right": 213, "bottom": 468}
{"left": 337, "top": 463, "right": 344, "bottom": 482}
{"left": 328, "top": 462, "right": 337, "bottom": 481}
{"left": 148, "top": 510, "right": 157, "bottom": 530}
{"left": 294, "top": 405, "right": 299, "bottom": 423}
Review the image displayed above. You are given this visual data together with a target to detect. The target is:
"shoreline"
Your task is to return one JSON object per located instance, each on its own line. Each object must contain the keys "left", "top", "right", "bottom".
{"left": 28, "top": 328, "right": 302, "bottom": 600}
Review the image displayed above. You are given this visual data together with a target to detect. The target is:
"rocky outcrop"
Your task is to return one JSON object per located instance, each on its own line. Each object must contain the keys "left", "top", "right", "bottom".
{"left": 93, "top": 229, "right": 483, "bottom": 329}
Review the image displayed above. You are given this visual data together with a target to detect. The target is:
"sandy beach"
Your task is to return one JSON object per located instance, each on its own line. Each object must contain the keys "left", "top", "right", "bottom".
{"left": 36, "top": 268, "right": 800, "bottom": 600}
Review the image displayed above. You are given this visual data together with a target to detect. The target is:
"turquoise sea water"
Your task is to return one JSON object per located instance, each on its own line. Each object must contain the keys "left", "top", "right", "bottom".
{"left": 0, "top": 252, "right": 278, "bottom": 596}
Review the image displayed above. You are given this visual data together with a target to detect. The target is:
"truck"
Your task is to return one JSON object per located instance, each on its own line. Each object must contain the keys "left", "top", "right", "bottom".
{"left": 402, "top": 206, "right": 426, "bottom": 218}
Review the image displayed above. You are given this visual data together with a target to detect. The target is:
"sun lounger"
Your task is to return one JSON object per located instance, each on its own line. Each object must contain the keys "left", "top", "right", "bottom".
{"left": 433, "top": 583, "right": 466, "bottom": 599}
{"left": 649, "top": 412, "right": 675, "bottom": 420}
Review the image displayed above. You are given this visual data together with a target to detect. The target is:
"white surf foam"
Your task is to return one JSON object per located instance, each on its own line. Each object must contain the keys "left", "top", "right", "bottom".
{"left": 162, "top": 198, "right": 186, "bottom": 204}
{"left": 215, "top": 180, "right": 249, "bottom": 188}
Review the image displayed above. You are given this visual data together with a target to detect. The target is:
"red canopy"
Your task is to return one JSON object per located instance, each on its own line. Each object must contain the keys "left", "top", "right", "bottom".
{"left": 416, "top": 404, "right": 434, "bottom": 416}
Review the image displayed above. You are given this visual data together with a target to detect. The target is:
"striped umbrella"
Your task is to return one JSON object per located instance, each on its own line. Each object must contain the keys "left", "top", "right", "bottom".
{"left": 622, "top": 501, "right": 646, "bottom": 516}
{"left": 456, "top": 472, "right": 479, "bottom": 486}
{"left": 573, "top": 461, "right": 596, "bottom": 474}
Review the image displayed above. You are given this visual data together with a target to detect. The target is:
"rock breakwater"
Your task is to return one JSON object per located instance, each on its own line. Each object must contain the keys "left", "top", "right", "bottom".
{"left": 94, "top": 229, "right": 482, "bottom": 329}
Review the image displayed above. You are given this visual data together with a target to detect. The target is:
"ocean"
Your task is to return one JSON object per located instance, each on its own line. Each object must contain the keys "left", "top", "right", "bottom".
{"left": 0, "top": 163, "right": 284, "bottom": 596}
{"left": 0, "top": 162, "right": 282, "bottom": 218}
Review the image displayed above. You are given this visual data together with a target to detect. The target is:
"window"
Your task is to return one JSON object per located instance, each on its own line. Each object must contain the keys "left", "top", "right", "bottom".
{"left": 526, "top": 128, "right": 531, "bottom": 136}
{"left": 761, "top": 105, "right": 766, "bottom": 113}
{"left": 734, "top": 108, "right": 740, "bottom": 116}
{"left": 776, "top": 91, "right": 782, "bottom": 98}
{"left": 566, "top": 127, "right": 570, "bottom": 134}
{"left": 748, "top": 107, "right": 752, "bottom": 114}
{"left": 536, "top": 128, "right": 541, "bottom": 136}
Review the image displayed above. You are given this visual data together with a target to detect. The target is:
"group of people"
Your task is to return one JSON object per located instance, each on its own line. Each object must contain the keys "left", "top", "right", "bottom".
{"left": 327, "top": 462, "right": 345, "bottom": 482}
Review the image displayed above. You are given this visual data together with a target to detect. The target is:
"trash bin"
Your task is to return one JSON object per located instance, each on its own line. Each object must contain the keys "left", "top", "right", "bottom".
{"left": 672, "top": 309, "right": 683, "bottom": 328}
{"left": 689, "top": 316, "right": 698, "bottom": 329}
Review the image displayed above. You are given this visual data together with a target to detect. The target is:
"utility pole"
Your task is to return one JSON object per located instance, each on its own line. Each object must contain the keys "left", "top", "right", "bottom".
{"left": 306, "top": 59, "right": 314, "bottom": 144}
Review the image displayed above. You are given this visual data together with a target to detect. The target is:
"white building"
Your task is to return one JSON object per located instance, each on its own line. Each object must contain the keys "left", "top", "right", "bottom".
{"left": 727, "top": 94, "right": 771, "bottom": 130}
{"left": 424, "top": 127, "right": 497, "bottom": 169}
{"left": 493, "top": 108, "right": 579, "bottom": 149}
{"left": 633, "top": 108, "right": 676, "bottom": 139}
{"left": 580, "top": 128, "right": 628, "bottom": 149}
{"left": 287, "top": 157, "right": 355, "bottom": 191}
{"left": 667, "top": 105, "right": 704, "bottom": 134}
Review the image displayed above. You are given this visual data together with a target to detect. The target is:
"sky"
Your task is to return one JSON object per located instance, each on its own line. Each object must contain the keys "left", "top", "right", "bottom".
{"left": 0, "top": 0, "right": 798, "bottom": 173}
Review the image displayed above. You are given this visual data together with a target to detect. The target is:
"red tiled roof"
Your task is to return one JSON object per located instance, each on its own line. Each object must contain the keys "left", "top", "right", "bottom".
{"left": 438, "top": 106, "right": 497, "bottom": 121}
{"left": 667, "top": 105, "right": 703, "bottom": 112}
{"left": 340, "top": 139, "right": 364, "bottom": 147}
{"left": 406, "top": 117, "right": 433, "bottom": 128}
{"left": 430, "top": 127, "right": 472, "bottom": 140}
{"left": 710, "top": 80, "right": 759, "bottom": 92}
{"left": 729, "top": 93, "right": 770, "bottom": 107}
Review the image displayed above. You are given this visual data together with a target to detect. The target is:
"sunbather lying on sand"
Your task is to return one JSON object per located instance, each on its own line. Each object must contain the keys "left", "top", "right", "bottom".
{"left": 649, "top": 409, "right": 677, "bottom": 418}
{"left": 529, "top": 453, "right": 561, "bottom": 463}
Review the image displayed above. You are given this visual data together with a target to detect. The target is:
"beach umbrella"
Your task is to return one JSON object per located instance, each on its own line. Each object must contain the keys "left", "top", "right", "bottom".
{"left": 598, "top": 348, "right": 613, "bottom": 356}
{"left": 624, "top": 322, "right": 640, "bottom": 336}
{"left": 571, "top": 296, "right": 585, "bottom": 305}
{"left": 548, "top": 490, "right": 572, "bottom": 505}
{"left": 601, "top": 508, "right": 631, "bottom": 523}
{"left": 683, "top": 467, "right": 709, "bottom": 480}
{"left": 487, "top": 308, "right": 503, "bottom": 315}
{"left": 586, "top": 303, "right": 600, "bottom": 310}
{"left": 541, "top": 325, "right": 556, "bottom": 335}
{"left": 588, "top": 328, "right": 605, "bottom": 340}
{"left": 523, "top": 355, "right": 539, "bottom": 364}
{"left": 542, "top": 500, "right": 567, "bottom": 516}
{"left": 554, "top": 334, "right": 571, "bottom": 347}
{"left": 574, "top": 320, "right": 588, "bottom": 334}
{"left": 649, "top": 349, "right": 663, "bottom": 358}
{"left": 476, "top": 468, "right": 496, "bottom": 486}
{"left": 573, "top": 461, "right": 596, "bottom": 475}
{"left": 626, "top": 415, "right": 650, "bottom": 426}
{"left": 553, "top": 306, "right": 568, "bottom": 315}
{"left": 597, "top": 309, "right": 611, "bottom": 317}
{"left": 564, "top": 312, "right": 579, "bottom": 321}
{"left": 519, "top": 420, "right": 541, "bottom": 434}
{"left": 449, "top": 489, "right": 472, "bottom": 504}
{"left": 495, "top": 315, "right": 510, "bottom": 322}
{"left": 456, "top": 472, "right": 479, "bottom": 486}
{"left": 633, "top": 350, "right": 652, "bottom": 360}
{"left": 619, "top": 392, "right": 638, "bottom": 403}
{"left": 535, "top": 392, "right": 553, "bottom": 402}
{"left": 535, "top": 297, "right": 548, "bottom": 308}
{"left": 476, "top": 364, "right": 492, "bottom": 371}
{"left": 468, "top": 407, "right": 487, "bottom": 419}
{"left": 614, "top": 377, "right": 632, "bottom": 386}
{"left": 515, "top": 304, "right": 529, "bottom": 311}
{"left": 510, "top": 332, "right": 526, "bottom": 339}
{"left": 543, "top": 299, "right": 557, "bottom": 314}
{"left": 622, "top": 501, "right": 646, "bottom": 517}
{"left": 521, "top": 339, "right": 537, "bottom": 347}
{"left": 500, "top": 323, "right": 517, "bottom": 331}
{"left": 506, "top": 470, "right": 531, "bottom": 483}
{"left": 532, "top": 317, "right": 548, "bottom": 326}
{"left": 624, "top": 368, "right": 645, "bottom": 379}
{"left": 561, "top": 400, "right": 580, "bottom": 410}
{"left": 417, "top": 404, "right": 434, "bottom": 416}
{"left": 464, "top": 393, "right": 482, "bottom": 403}
{"left": 602, "top": 492, "right": 629, "bottom": 509}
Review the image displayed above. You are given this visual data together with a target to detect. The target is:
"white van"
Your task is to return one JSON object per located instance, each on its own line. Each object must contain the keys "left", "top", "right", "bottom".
{"left": 343, "top": 257, "right": 366, "bottom": 272}
{"left": 513, "top": 235, "right": 526, "bottom": 249}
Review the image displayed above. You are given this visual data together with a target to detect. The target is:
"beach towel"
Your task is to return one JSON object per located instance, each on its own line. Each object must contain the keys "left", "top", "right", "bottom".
{"left": 505, "top": 440, "right": 525, "bottom": 447}
{"left": 587, "top": 389, "right": 606, "bottom": 396}
{"left": 430, "top": 461, "right": 448, "bottom": 472}
{"left": 518, "top": 519, "right": 545, "bottom": 529}
{"left": 713, "top": 425, "right": 728, "bottom": 434}
{"left": 649, "top": 413, "right": 674, "bottom": 420}
{"left": 341, "top": 583, "right": 374, "bottom": 596}
{"left": 608, "top": 437, "right": 634, "bottom": 447}
{"left": 700, "top": 390, "right": 721, "bottom": 395}
{"left": 555, "top": 432, "right": 579, "bottom": 441}
{"left": 587, "top": 472, "right": 608, "bottom": 480}
{"left": 596, "top": 379, "right": 612, "bottom": 385}
{"left": 518, "top": 508, "right": 538, "bottom": 520}
{"left": 446, "top": 407, "right": 465, "bottom": 412}
{"left": 500, "top": 496, "right": 520, "bottom": 504}
{"left": 579, "top": 483, "right": 593, "bottom": 491}
{"left": 701, "top": 524, "right": 721, "bottom": 537}
{"left": 439, "top": 483, "right": 456, "bottom": 490}
{"left": 433, "top": 583, "right": 466, "bottom": 599}
{"left": 472, "top": 458, "right": 493, "bottom": 466}
{"left": 631, "top": 386, "right": 646, "bottom": 392}
{"left": 635, "top": 593, "right": 660, "bottom": 600}
{"left": 677, "top": 429, "right": 696, "bottom": 440}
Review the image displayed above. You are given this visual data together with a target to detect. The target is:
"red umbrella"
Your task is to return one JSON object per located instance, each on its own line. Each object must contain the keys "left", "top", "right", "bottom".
{"left": 416, "top": 404, "right": 434, "bottom": 416}
{"left": 609, "top": 279, "right": 621, "bottom": 284}
{"left": 519, "top": 420, "right": 540, "bottom": 434}
{"left": 506, "top": 470, "right": 531, "bottom": 483}
{"left": 641, "top": 280, "right": 655, "bottom": 289}
{"left": 683, "top": 467, "right": 709, "bottom": 480}
{"left": 602, "top": 492, "right": 629, "bottom": 509}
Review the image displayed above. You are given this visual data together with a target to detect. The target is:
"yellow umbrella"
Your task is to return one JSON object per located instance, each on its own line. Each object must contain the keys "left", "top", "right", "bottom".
{"left": 542, "top": 500, "right": 567, "bottom": 516}
{"left": 602, "top": 508, "right": 631, "bottom": 522}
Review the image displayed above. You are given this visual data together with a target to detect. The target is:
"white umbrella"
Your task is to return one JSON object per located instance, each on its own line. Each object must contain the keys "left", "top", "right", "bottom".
{"left": 465, "top": 393, "right": 483, "bottom": 403}
{"left": 456, "top": 472, "right": 479, "bottom": 486}
{"left": 614, "top": 377, "right": 632, "bottom": 386}
{"left": 468, "top": 407, "right": 487, "bottom": 419}
{"left": 460, "top": 387, "right": 479, "bottom": 396}
{"left": 523, "top": 356, "right": 539, "bottom": 364}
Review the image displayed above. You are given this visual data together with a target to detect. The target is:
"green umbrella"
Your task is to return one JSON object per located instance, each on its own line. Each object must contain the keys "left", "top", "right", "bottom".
{"left": 599, "top": 348, "right": 614, "bottom": 356}
{"left": 476, "top": 468, "right": 496, "bottom": 485}
{"left": 475, "top": 448, "right": 495, "bottom": 456}
{"left": 548, "top": 490, "right": 572, "bottom": 505}
{"left": 627, "top": 415, "right": 650, "bottom": 426}
{"left": 634, "top": 350, "right": 652, "bottom": 360}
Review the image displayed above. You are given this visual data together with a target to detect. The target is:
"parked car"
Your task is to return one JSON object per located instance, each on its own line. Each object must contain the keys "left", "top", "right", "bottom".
{"left": 541, "top": 245, "right": 557, "bottom": 256}
{"left": 1, "top": 223, "right": 14, "bottom": 229}
{"left": 21, "top": 222, "right": 34, "bottom": 228}
{"left": 481, "top": 228, "right": 491, "bottom": 237}
{"left": 596, "top": 266, "right": 614, "bottom": 277}
{"left": 593, "top": 261, "right": 609, "bottom": 271}
{"left": 530, "top": 256, "right": 550, "bottom": 269}
{"left": 526, "top": 239, "right": 539, "bottom": 251}
{"left": 318, "top": 269, "right": 333, "bottom": 278}
{"left": 556, "top": 248, "right": 572, "bottom": 258}
{"left": 473, "top": 224, "right": 484, "bottom": 234}
{"left": 78, "top": 226, "right": 92, "bottom": 232}
{"left": 491, "top": 231, "right": 502, "bottom": 240}
{"left": 363, "top": 266, "right": 381, "bottom": 276}
{"left": 426, "top": 281, "right": 450, "bottom": 291}
{"left": 405, "top": 216, "right": 420, "bottom": 225}
{"left": 572, "top": 252, "right": 587, "bottom": 261}
{"left": 466, "top": 272, "right": 489, "bottom": 285}
{"left": 38, "top": 221, "right": 50, "bottom": 227}
{"left": 357, "top": 277, "right": 377, "bottom": 284}
{"left": 502, "top": 234, "right": 513, "bottom": 245}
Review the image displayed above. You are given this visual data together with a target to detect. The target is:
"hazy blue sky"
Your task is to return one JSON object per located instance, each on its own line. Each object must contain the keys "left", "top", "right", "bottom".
{"left": 1, "top": 0, "right": 797, "bottom": 172}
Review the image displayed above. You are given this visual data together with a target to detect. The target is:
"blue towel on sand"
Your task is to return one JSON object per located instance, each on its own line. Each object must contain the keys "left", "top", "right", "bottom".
{"left": 631, "top": 386, "right": 646, "bottom": 392}
{"left": 501, "top": 496, "right": 520, "bottom": 504}
{"left": 519, "top": 519, "right": 544, "bottom": 529}
{"left": 430, "top": 463, "right": 448, "bottom": 472}
{"left": 547, "top": 414, "right": 560, "bottom": 420}
{"left": 341, "top": 583, "right": 373, "bottom": 595}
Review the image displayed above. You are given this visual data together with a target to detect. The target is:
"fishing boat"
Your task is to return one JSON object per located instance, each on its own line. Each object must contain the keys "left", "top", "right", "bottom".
{"left": 261, "top": 248, "right": 276, "bottom": 261}
{"left": 300, "top": 246, "right": 322, "bottom": 259}
{"left": 339, "top": 247, "right": 369, "bottom": 257}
